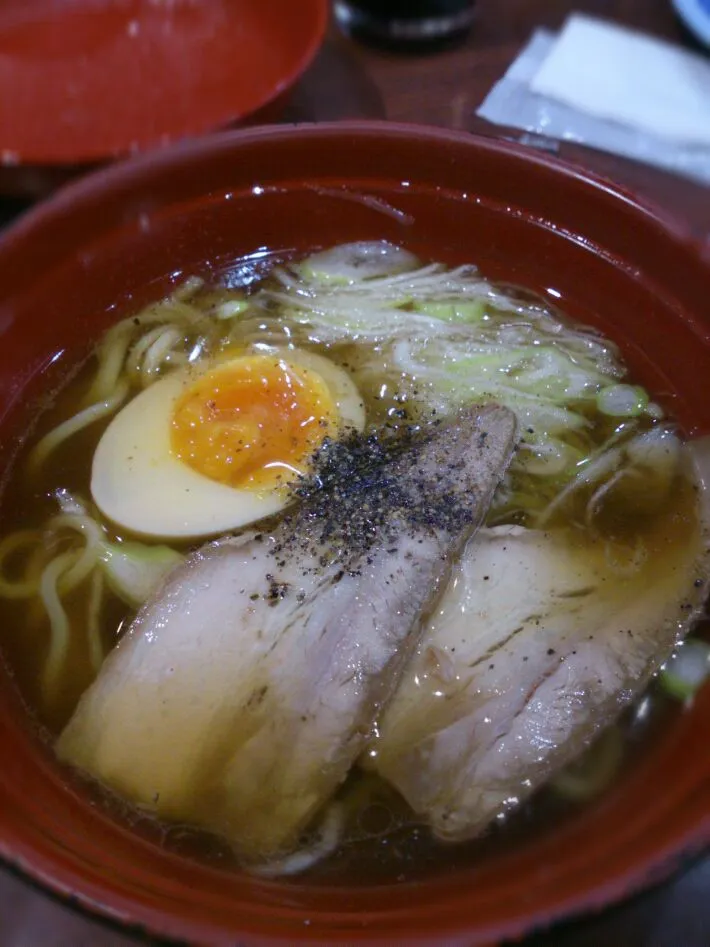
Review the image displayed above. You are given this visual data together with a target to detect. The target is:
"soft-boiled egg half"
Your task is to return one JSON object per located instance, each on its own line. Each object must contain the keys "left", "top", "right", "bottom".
{"left": 91, "top": 348, "right": 365, "bottom": 540}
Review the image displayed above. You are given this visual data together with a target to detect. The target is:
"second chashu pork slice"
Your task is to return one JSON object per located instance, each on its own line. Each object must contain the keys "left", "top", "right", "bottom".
{"left": 57, "top": 404, "right": 516, "bottom": 862}
{"left": 367, "top": 479, "right": 709, "bottom": 841}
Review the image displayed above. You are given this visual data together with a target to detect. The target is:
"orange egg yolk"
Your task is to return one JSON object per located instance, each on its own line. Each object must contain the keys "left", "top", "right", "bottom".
{"left": 171, "top": 356, "right": 338, "bottom": 490}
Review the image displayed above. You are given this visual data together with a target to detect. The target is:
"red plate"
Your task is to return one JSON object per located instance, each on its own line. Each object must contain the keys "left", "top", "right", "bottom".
{"left": 0, "top": 0, "right": 327, "bottom": 166}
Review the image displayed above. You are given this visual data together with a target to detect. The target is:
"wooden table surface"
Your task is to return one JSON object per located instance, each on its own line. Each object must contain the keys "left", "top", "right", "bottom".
{"left": 1, "top": 1, "right": 709, "bottom": 945}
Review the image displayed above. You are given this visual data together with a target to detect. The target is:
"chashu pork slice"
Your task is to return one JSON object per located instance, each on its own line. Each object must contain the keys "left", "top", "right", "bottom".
{"left": 368, "top": 467, "right": 710, "bottom": 841}
{"left": 57, "top": 404, "right": 516, "bottom": 861}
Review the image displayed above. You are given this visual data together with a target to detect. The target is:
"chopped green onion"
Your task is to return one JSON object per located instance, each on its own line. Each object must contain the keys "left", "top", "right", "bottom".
{"left": 413, "top": 300, "right": 485, "bottom": 323}
{"left": 299, "top": 241, "right": 419, "bottom": 284}
{"left": 444, "top": 348, "right": 529, "bottom": 375}
{"left": 99, "top": 542, "right": 183, "bottom": 609}
{"left": 660, "top": 638, "right": 710, "bottom": 702}
{"left": 517, "top": 437, "right": 584, "bottom": 477}
{"left": 214, "top": 299, "right": 249, "bottom": 320}
{"left": 597, "top": 384, "right": 648, "bottom": 418}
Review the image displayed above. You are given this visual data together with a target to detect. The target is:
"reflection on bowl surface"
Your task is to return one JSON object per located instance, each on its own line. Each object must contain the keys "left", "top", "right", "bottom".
{"left": 0, "top": 122, "right": 708, "bottom": 947}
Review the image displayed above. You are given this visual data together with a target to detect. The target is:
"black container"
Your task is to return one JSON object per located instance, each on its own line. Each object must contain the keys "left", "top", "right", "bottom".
{"left": 334, "top": 0, "right": 477, "bottom": 52}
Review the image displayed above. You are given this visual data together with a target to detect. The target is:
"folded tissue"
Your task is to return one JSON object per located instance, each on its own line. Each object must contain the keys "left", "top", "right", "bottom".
{"left": 477, "top": 14, "right": 710, "bottom": 184}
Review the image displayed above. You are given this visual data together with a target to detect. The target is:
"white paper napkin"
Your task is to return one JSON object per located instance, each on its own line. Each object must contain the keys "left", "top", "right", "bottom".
{"left": 530, "top": 14, "right": 710, "bottom": 146}
{"left": 477, "top": 15, "right": 710, "bottom": 185}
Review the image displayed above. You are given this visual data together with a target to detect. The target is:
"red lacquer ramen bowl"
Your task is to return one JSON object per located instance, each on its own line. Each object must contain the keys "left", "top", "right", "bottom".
{"left": 0, "top": 123, "right": 708, "bottom": 946}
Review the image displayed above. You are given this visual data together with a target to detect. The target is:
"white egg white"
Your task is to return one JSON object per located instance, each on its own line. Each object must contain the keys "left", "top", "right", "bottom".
{"left": 90, "top": 349, "right": 365, "bottom": 540}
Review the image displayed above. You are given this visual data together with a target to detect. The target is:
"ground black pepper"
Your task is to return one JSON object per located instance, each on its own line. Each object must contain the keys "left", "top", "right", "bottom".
{"left": 282, "top": 419, "right": 482, "bottom": 568}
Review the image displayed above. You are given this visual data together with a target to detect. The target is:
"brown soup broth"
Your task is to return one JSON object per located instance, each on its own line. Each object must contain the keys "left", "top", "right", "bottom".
{"left": 0, "top": 252, "right": 702, "bottom": 883}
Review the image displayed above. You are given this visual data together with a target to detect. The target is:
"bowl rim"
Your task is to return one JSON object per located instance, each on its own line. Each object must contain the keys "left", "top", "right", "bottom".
{"left": 0, "top": 119, "right": 708, "bottom": 946}
{"left": 0, "top": 119, "right": 703, "bottom": 239}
